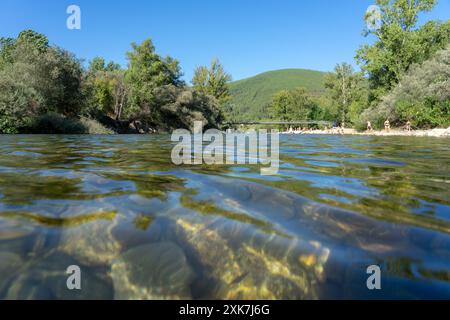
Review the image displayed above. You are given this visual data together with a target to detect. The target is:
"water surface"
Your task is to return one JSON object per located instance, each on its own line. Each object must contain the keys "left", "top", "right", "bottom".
{"left": 0, "top": 134, "right": 449, "bottom": 299}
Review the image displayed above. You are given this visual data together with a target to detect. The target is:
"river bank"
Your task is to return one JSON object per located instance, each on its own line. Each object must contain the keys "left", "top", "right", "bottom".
{"left": 281, "top": 127, "right": 450, "bottom": 137}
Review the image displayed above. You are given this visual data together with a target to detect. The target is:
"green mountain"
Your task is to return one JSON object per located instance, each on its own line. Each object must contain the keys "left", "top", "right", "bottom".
{"left": 228, "top": 69, "right": 326, "bottom": 121}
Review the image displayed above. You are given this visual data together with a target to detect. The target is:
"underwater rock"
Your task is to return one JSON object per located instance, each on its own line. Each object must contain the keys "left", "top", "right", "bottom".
{"left": 174, "top": 218, "right": 329, "bottom": 299}
{"left": 110, "top": 242, "right": 195, "bottom": 300}
{"left": 57, "top": 211, "right": 122, "bottom": 266}
{"left": 0, "top": 252, "right": 22, "bottom": 274}
{"left": 112, "top": 216, "right": 183, "bottom": 252}
{"left": 0, "top": 219, "right": 48, "bottom": 260}
{"left": 0, "top": 219, "right": 34, "bottom": 241}
{"left": 2, "top": 252, "right": 114, "bottom": 300}
{"left": 0, "top": 252, "right": 23, "bottom": 295}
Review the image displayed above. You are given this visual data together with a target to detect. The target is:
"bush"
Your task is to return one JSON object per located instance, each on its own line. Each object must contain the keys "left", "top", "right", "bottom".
{"left": 0, "top": 63, "right": 42, "bottom": 133}
{"left": 154, "top": 85, "right": 223, "bottom": 131}
{"left": 79, "top": 117, "right": 115, "bottom": 134}
{"left": 27, "top": 113, "right": 114, "bottom": 134}
{"left": 28, "top": 113, "right": 86, "bottom": 134}
{"left": 361, "top": 45, "right": 450, "bottom": 129}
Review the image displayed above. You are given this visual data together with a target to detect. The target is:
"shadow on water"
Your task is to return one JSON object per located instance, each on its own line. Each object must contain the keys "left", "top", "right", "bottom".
{"left": 0, "top": 134, "right": 449, "bottom": 299}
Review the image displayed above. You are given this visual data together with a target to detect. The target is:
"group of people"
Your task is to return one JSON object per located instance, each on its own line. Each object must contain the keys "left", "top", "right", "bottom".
{"left": 286, "top": 127, "right": 314, "bottom": 134}
{"left": 284, "top": 119, "right": 414, "bottom": 135}
{"left": 367, "top": 120, "right": 412, "bottom": 132}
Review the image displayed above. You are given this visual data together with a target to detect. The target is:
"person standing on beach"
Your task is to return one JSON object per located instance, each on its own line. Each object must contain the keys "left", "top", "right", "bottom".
{"left": 367, "top": 121, "right": 373, "bottom": 131}
{"left": 384, "top": 119, "right": 391, "bottom": 132}
{"left": 406, "top": 120, "right": 412, "bottom": 132}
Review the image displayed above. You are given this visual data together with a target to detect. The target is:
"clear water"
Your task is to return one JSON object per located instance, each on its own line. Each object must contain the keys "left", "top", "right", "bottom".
{"left": 0, "top": 134, "right": 449, "bottom": 299}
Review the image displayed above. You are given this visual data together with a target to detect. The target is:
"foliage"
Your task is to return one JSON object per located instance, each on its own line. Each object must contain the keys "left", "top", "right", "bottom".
{"left": 356, "top": 0, "right": 450, "bottom": 100}
{"left": 361, "top": 45, "right": 450, "bottom": 128}
{"left": 0, "top": 31, "right": 84, "bottom": 133}
{"left": 192, "top": 58, "right": 232, "bottom": 105}
{"left": 79, "top": 117, "right": 115, "bottom": 134}
{"left": 229, "top": 69, "right": 325, "bottom": 121}
{"left": 125, "top": 39, "right": 183, "bottom": 120}
{"left": 325, "top": 63, "right": 365, "bottom": 123}
{"left": 0, "top": 64, "right": 41, "bottom": 133}
{"left": 324, "top": 63, "right": 369, "bottom": 125}
{"left": 154, "top": 85, "right": 223, "bottom": 131}
{"left": 0, "top": 34, "right": 84, "bottom": 130}
{"left": 85, "top": 57, "right": 128, "bottom": 120}
{"left": 28, "top": 112, "right": 86, "bottom": 134}
{"left": 27, "top": 112, "right": 114, "bottom": 134}
{"left": 0, "top": 31, "right": 223, "bottom": 134}
{"left": 269, "top": 87, "right": 320, "bottom": 126}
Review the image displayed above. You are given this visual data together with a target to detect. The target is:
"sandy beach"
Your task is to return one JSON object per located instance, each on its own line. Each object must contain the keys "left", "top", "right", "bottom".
{"left": 281, "top": 127, "right": 450, "bottom": 137}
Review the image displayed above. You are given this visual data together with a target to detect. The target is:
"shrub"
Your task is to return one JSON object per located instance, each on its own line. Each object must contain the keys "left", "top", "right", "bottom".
{"left": 79, "top": 117, "right": 115, "bottom": 134}
{"left": 28, "top": 112, "right": 86, "bottom": 134}
{"left": 361, "top": 45, "right": 450, "bottom": 129}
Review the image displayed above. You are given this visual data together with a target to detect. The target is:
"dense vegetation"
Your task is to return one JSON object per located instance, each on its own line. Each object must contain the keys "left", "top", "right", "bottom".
{"left": 228, "top": 69, "right": 325, "bottom": 122}
{"left": 0, "top": 0, "right": 448, "bottom": 134}
{"left": 362, "top": 45, "right": 450, "bottom": 128}
{"left": 0, "top": 32, "right": 224, "bottom": 133}
{"left": 264, "top": 0, "right": 450, "bottom": 130}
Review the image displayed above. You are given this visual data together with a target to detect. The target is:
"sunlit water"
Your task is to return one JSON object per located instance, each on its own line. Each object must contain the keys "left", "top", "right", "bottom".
{"left": 0, "top": 134, "right": 449, "bottom": 300}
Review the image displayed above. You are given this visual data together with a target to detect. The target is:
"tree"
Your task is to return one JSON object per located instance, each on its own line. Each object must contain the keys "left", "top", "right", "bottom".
{"left": 269, "top": 87, "right": 318, "bottom": 127}
{"left": 0, "top": 30, "right": 226, "bottom": 133}
{"left": 356, "top": 0, "right": 450, "bottom": 99}
{"left": 362, "top": 45, "right": 450, "bottom": 128}
{"left": 0, "top": 37, "right": 16, "bottom": 69}
{"left": 1, "top": 30, "right": 49, "bottom": 70}
{"left": 86, "top": 58, "right": 128, "bottom": 120}
{"left": 0, "top": 30, "right": 84, "bottom": 133}
{"left": 89, "top": 57, "right": 106, "bottom": 73}
{"left": 154, "top": 85, "right": 223, "bottom": 131}
{"left": 324, "top": 63, "right": 367, "bottom": 125}
{"left": 269, "top": 90, "right": 292, "bottom": 122}
{"left": 125, "top": 39, "right": 183, "bottom": 121}
{"left": 17, "top": 29, "right": 49, "bottom": 52}
{"left": 192, "top": 58, "right": 232, "bottom": 105}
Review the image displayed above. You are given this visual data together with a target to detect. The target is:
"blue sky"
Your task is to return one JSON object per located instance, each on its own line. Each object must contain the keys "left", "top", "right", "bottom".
{"left": 1, "top": 0, "right": 449, "bottom": 81}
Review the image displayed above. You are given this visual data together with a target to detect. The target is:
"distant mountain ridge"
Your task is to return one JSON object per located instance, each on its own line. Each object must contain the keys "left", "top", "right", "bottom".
{"left": 228, "top": 69, "right": 326, "bottom": 121}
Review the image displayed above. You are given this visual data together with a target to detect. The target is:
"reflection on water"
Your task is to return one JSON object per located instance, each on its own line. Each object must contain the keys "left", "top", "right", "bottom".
{"left": 0, "top": 134, "right": 449, "bottom": 299}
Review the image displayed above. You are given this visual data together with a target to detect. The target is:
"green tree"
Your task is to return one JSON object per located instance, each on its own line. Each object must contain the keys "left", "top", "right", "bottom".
{"left": 153, "top": 85, "right": 223, "bottom": 131}
{"left": 324, "top": 63, "right": 367, "bottom": 125}
{"left": 192, "top": 58, "right": 232, "bottom": 105}
{"left": 0, "top": 30, "right": 84, "bottom": 133}
{"left": 269, "top": 90, "right": 292, "bottom": 122}
{"left": 0, "top": 37, "right": 16, "bottom": 69}
{"left": 125, "top": 39, "right": 182, "bottom": 121}
{"left": 361, "top": 45, "right": 450, "bottom": 128}
{"left": 89, "top": 57, "right": 106, "bottom": 73}
{"left": 269, "top": 87, "right": 318, "bottom": 127}
{"left": 356, "top": 0, "right": 450, "bottom": 99}
{"left": 17, "top": 29, "right": 49, "bottom": 52}
{"left": 86, "top": 58, "right": 128, "bottom": 120}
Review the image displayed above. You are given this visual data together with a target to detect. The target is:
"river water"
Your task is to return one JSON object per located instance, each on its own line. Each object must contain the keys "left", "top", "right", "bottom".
{"left": 0, "top": 134, "right": 449, "bottom": 299}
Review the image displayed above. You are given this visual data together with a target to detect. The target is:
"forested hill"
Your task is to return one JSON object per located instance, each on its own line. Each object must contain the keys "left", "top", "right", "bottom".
{"left": 228, "top": 69, "right": 326, "bottom": 121}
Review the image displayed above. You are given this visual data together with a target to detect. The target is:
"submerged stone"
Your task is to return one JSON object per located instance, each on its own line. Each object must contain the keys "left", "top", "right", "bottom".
{"left": 0, "top": 252, "right": 23, "bottom": 295}
{"left": 2, "top": 252, "right": 114, "bottom": 300}
{"left": 0, "top": 219, "right": 34, "bottom": 241}
{"left": 58, "top": 211, "right": 122, "bottom": 266}
{"left": 112, "top": 216, "right": 182, "bottom": 252}
{"left": 174, "top": 218, "right": 328, "bottom": 299}
{"left": 111, "top": 241, "right": 195, "bottom": 300}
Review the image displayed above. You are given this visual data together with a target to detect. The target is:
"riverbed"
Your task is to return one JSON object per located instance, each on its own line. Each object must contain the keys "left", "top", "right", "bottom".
{"left": 0, "top": 134, "right": 449, "bottom": 299}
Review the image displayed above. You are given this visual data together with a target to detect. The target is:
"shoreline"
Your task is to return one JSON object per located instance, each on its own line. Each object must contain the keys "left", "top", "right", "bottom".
{"left": 280, "top": 127, "right": 450, "bottom": 138}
